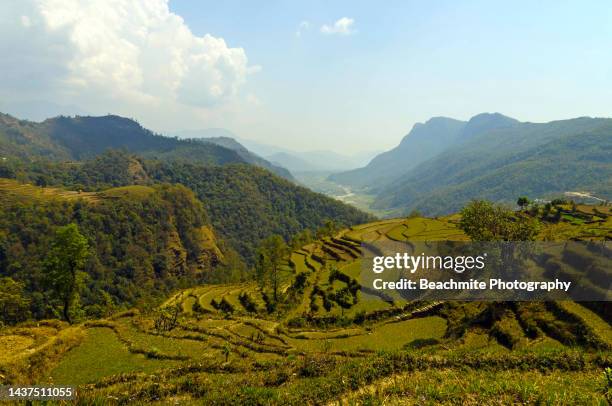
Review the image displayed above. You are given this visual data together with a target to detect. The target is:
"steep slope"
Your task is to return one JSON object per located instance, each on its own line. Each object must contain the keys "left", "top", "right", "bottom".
{"left": 0, "top": 179, "right": 224, "bottom": 319}
{"left": 0, "top": 113, "right": 245, "bottom": 166}
{"left": 330, "top": 113, "right": 520, "bottom": 190}
{"left": 374, "top": 117, "right": 612, "bottom": 214}
{"left": 329, "top": 117, "right": 466, "bottom": 189}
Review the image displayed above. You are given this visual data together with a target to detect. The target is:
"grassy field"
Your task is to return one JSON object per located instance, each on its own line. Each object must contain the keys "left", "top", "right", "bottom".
{"left": 50, "top": 327, "right": 180, "bottom": 385}
{"left": 0, "top": 204, "right": 610, "bottom": 403}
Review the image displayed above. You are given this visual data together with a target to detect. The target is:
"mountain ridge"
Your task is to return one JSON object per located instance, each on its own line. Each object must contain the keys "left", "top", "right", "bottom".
{"left": 0, "top": 113, "right": 246, "bottom": 167}
{"left": 329, "top": 113, "right": 611, "bottom": 215}
{"left": 173, "top": 129, "right": 294, "bottom": 180}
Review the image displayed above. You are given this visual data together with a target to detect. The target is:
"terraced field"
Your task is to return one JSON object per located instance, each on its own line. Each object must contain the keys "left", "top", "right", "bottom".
{"left": 0, "top": 206, "right": 610, "bottom": 403}
{"left": 0, "top": 178, "right": 101, "bottom": 203}
{"left": 0, "top": 179, "right": 167, "bottom": 206}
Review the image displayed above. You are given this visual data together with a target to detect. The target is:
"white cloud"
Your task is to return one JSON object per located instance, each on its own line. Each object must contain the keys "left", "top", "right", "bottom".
{"left": 296, "top": 20, "right": 310, "bottom": 37}
{"left": 0, "top": 0, "right": 257, "bottom": 114}
{"left": 320, "top": 17, "right": 355, "bottom": 36}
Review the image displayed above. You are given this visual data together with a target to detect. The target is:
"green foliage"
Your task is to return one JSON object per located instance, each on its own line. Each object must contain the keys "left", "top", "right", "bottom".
{"left": 0, "top": 277, "right": 31, "bottom": 324}
{"left": 222, "top": 343, "right": 231, "bottom": 363}
{"left": 44, "top": 224, "right": 89, "bottom": 323}
{"left": 8, "top": 150, "right": 373, "bottom": 265}
{"left": 460, "top": 200, "right": 540, "bottom": 241}
{"left": 2, "top": 209, "right": 611, "bottom": 403}
{"left": 0, "top": 182, "right": 223, "bottom": 322}
{"left": 517, "top": 196, "right": 530, "bottom": 208}
{"left": 2, "top": 150, "right": 374, "bottom": 269}
{"left": 146, "top": 162, "right": 374, "bottom": 263}
{"left": 289, "top": 229, "right": 313, "bottom": 250}
{"left": 604, "top": 367, "right": 612, "bottom": 402}
{"left": 255, "top": 235, "right": 288, "bottom": 302}
{"left": 154, "top": 305, "right": 181, "bottom": 333}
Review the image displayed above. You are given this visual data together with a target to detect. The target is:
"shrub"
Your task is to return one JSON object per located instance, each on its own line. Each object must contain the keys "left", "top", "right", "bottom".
{"left": 211, "top": 297, "right": 234, "bottom": 314}
{"left": 153, "top": 304, "right": 180, "bottom": 332}
{"left": 298, "top": 354, "right": 336, "bottom": 377}
{"left": 404, "top": 338, "right": 441, "bottom": 349}
{"left": 192, "top": 299, "right": 206, "bottom": 314}
{"left": 238, "top": 292, "right": 258, "bottom": 313}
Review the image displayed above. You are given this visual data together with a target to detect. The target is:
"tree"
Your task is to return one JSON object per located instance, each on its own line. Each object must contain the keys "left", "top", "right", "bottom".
{"left": 44, "top": 223, "right": 89, "bottom": 323}
{"left": 255, "top": 235, "right": 288, "bottom": 303}
{"left": 516, "top": 196, "right": 530, "bottom": 209}
{"left": 460, "top": 200, "right": 539, "bottom": 242}
{"left": 334, "top": 287, "right": 353, "bottom": 316}
{"left": 0, "top": 277, "right": 31, "bottom": 325}
{"left": 154, "top": 304, "right": 181, "bottom": 332}
{"left": 316, "top": 219, "right": 340, "bottom": 239}
{"left": 460, "top": 200, "right": 540, "bottom": 271}
{"left": 290, "top": 229, "right": 313, "bottom": 250}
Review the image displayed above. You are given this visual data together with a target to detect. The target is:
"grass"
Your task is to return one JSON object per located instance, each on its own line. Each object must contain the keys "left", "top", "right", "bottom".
{"left": 555, "top": 301, "right": 612, "bottom": 347}
{"left": 99, "top": 185, "right": 155, "bottom": 200}
{"left": 345, "top": 369, "right": 607, "bottom": 405}
{"left": 0, "top": 335, "right": 35, "bottom": 362}
{"left": 0, "top": 325, "right": 86, "bottom": 385}
{"left": 49, "top": 327, "right": 179, "bottom": 385}
{"left": 288, "top": 316, "right": 447, "bottom": 352}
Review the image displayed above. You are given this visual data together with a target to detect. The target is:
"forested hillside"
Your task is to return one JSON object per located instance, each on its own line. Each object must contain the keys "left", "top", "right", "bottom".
{"left": 146, "top": 161, "right": 374, "bottom": 262}
{"left": 0, "top": 150, "right": 374, "bottom": 264}
{"left": 0, "top": 180, "right": 226, "bottom": 323}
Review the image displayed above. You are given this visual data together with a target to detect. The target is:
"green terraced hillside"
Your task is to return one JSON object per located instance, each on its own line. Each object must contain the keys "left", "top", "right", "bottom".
{"left": 0, "top": 207, "right": 610, "bottom": 404}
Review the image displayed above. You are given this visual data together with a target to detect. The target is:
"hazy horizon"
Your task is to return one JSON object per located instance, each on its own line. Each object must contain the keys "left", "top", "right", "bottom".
{"left": 2, "top": 0, "right": 612, "bottom": 153}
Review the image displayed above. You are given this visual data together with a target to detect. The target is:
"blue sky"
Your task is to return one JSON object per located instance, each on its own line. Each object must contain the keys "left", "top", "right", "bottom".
{"left": 173, "top": 0, "right": 612, "bottom": 151}
{"left": 2, "top": 1, "right": 612, "bottom": 153}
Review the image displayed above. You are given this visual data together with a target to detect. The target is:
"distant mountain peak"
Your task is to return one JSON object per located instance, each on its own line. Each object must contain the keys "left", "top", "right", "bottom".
{"left": 469, "top": 111, "right": 517, "bottom": 122}
{"left": 177, "top": 131, "right": 294, "bottom": 180}
{"left": 463, "top": 112, "right": 519, "bottom": 138}
{"left": 425, "top": 116, "right": 464, "bottom": 124}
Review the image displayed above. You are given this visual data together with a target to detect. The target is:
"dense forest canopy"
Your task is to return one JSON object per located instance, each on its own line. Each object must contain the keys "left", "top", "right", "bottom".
{"left": 0, "top": 182, "right": 226, "bottom": 322}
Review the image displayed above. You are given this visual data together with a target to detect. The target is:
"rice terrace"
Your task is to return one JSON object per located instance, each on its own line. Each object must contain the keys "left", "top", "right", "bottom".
{"left": 0, "top": 184, "right": 610, "bottom": 404}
